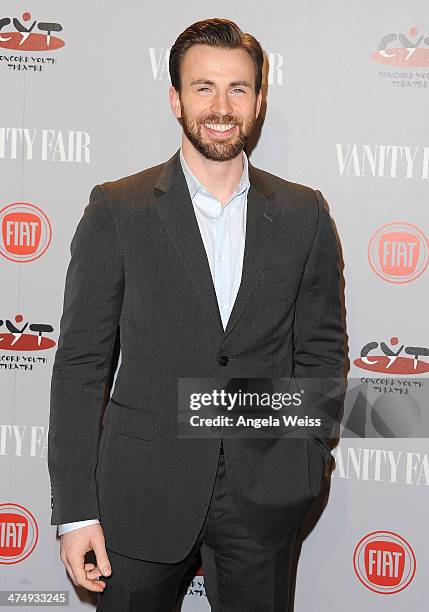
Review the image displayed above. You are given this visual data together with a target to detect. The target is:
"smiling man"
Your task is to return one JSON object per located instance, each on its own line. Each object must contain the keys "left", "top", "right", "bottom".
{"left": 48, "top": 18, "right": 345, "bottom": 611}
{"left": 177, "top": 44, "right": 259, "bottom": 164}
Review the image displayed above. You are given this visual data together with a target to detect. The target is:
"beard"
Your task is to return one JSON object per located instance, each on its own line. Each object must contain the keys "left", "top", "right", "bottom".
{"left": 180, "top": 102, "right": 257, "bottom": 162}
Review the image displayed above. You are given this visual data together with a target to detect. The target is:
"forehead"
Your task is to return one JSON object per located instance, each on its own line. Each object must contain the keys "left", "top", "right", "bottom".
{"left": 180, "top": 44, "right": 255, "bottom": 83}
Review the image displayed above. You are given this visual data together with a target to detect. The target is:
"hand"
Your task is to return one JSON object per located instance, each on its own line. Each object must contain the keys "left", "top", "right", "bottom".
{"left": 60, "top": 523, "right": 111, "bottom": 592}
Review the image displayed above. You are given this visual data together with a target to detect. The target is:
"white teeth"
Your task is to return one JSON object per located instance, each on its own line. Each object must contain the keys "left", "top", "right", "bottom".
{"left": 204, "top": 123, "right": 235, "bottom": 132}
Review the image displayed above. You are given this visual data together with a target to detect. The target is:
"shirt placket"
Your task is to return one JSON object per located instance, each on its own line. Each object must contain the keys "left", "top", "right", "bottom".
{"left": 214, "top": 203, "right": 231, "bottom": 330}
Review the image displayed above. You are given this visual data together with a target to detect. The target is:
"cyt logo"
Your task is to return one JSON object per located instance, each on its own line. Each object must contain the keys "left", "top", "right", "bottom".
{"left": 372, "top": 27, "right": 429, "bottom": 67}
{"left": 0, "top": 202, "right": 52, "bottom": 262}
{"left": 353, "top": 531, "right": 416, "bottom": 594}
{"left": 368, "top": 222, "right": 429, "bottom": 283}
{"left": 0, "top": 11, "right": 64, "bottom": 51}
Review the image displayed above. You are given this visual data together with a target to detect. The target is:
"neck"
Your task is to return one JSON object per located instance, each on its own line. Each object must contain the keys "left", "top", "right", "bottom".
{"left": 181, "top": 136, "right": 244, "bottom": 206}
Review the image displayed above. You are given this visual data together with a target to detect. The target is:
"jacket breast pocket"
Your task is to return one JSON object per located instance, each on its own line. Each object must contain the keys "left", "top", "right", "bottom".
{"left": 102, "top": 398, "right": 156, "bottom": 441}
{"left": 261, "top": 269, "right": 294, "bottom": 286}
{"left": 260, "top": 268, "right": 297, "bottom": 306}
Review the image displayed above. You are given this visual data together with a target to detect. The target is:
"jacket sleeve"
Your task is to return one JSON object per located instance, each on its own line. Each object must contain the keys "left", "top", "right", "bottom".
{"left": 292, "top": 190, "right": 346, "bottom": 446}
{"left": 48, "top": 185, "right": 124, "bottom": 524}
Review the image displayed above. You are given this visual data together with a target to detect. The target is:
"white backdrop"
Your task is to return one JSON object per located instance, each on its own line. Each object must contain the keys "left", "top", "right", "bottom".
{"left": 1, "top": 1, "right": 428, "bottom": 610}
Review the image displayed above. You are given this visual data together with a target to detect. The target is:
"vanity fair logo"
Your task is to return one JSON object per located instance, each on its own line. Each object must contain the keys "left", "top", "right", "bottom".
{"left": 0, "top": 128, "right": 91, "bottom": 162}
{"left": 0, "top": 425, "right": 47, "bottom": 457}
{"left": 332, "top": 445, "right": 429, "bottom": 486}
{"left": 0, "top": 202, "right": 52, "bottom": 262}
{"left": 336, "top": 144, "right": 429, "bottom": 179}
{"left": 0, "top": 503, "right": 38, "bottom": 564}
{"left": 149, "top": 48, "right": 285, "bottom": 86}
{"left": 353, "top": 531, "right": 416, "bottom": 594}
{"left": 368, "top": 222, "right": 429, "bottom": 284}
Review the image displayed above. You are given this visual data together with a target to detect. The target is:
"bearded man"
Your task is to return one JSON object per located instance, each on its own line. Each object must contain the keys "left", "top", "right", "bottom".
{"left": 48, "top": 17, "right": 345, "bottom": 611}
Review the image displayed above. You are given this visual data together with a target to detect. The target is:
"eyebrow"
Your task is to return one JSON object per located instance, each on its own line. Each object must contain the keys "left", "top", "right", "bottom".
{"left": 190, "top": 79, "right": 252, "bottom": 88}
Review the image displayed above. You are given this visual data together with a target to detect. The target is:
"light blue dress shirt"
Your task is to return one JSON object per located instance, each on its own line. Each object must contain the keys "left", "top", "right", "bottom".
{"left": 57, "top": 148, "right": 250, "bottom": 535}
{"left": 179, "top": 147, "right": 250, "bottom": 329}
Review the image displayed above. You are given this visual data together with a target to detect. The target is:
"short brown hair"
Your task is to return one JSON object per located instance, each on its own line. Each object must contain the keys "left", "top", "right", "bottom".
{"left": 169, "top": 18, "right": 264, "bottom": 94}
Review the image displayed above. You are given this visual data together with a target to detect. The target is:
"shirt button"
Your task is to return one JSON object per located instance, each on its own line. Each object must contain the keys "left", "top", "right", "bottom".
{"left": 218, "top": 355, "right": 229, "bottom": 367}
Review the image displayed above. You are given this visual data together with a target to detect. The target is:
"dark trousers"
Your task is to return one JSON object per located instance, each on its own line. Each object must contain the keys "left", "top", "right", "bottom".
{"left": 96, "top": 443, "right": 299, "bottom": 611}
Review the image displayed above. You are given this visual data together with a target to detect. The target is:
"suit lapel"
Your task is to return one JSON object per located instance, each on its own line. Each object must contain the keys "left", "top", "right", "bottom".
{"left": 154, "top": 150, "right": 224, "bottom": 333}
{"left": 153, "top": 149, "right": 280, "bottom": 338}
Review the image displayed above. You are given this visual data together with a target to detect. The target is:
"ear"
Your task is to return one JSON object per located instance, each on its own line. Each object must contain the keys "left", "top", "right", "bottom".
{"left": 255, "top": 89, "right": 262, "bottom": 119}
{"left": 169, "top": 85, "right": 182, "bottom": 119}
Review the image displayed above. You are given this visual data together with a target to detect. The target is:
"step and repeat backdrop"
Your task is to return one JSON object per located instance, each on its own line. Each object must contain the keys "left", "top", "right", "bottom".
{"left": 1, "top": 1, "right": 428, "bottom": 610}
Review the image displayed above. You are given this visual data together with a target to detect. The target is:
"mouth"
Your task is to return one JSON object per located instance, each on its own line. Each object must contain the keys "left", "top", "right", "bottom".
{"left": 202, "top": 123, "right": 238, "bottom": 137}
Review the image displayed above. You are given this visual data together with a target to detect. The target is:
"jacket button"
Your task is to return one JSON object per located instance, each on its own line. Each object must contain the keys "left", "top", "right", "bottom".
{"left": 218, "top": 355, "right": 229, "bottom": 367}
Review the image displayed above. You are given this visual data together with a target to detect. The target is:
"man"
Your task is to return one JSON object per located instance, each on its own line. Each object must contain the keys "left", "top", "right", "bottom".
{"left": 48, "top": 18, "right": 345, "bottom": 611}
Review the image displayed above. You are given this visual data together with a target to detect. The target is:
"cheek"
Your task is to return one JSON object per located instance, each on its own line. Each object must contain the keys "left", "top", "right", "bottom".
{"left": 235, "top": 102, "right": 256, "bottom": 121}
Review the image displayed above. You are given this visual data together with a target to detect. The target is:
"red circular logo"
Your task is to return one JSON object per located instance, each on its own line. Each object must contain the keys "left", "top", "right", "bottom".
{"left": 0, "top": 503, "right": 38, "bottom": 564}
{"left": 0, "top": 202, "right": 52, "bottom": 263}
{"left": 368, "top": 221, "right": 429, "bottom": 284}
{"left": 353, "top": 530, "right": 416, "bottom": 594}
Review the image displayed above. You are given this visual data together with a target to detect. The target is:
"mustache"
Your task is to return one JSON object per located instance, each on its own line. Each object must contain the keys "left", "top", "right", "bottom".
{"left": 199, "top": 115, "right": 242, "bottom": 125}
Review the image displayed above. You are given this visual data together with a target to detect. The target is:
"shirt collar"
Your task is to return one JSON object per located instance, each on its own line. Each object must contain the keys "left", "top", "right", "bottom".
{"left": 179, "top": 146, "right": 250, "bottom": 202}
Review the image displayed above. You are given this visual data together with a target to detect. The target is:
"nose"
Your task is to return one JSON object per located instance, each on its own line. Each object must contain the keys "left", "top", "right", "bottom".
{"left": 209, "top": 91, "right": 233, "bottom": 117}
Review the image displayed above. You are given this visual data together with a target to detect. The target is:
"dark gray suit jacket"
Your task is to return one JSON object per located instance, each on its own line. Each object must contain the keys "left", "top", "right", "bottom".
{"left": 48, "top": 148, "right": 345, "bottom": 563}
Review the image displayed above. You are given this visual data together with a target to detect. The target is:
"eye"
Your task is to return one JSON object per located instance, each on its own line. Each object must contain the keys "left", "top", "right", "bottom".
{"left": 197, "top": 87, "right": 211, "bottom": 92}
{"left": 231, "top": 88, "right": 246, "bottom": 93}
